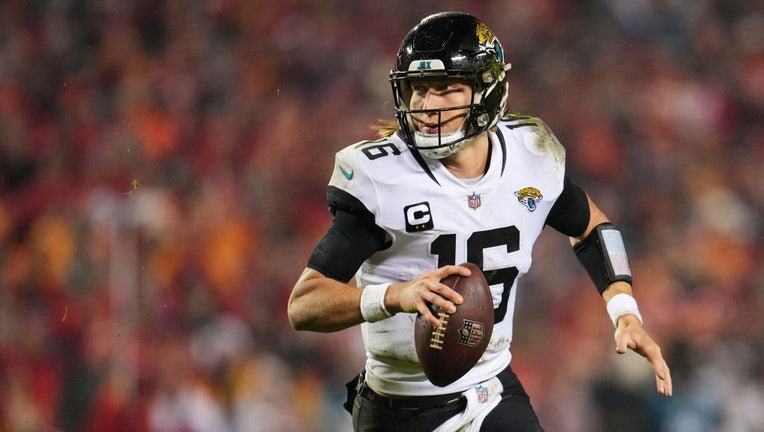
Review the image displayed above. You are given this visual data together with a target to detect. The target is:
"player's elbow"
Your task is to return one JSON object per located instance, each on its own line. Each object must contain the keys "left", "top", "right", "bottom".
{"left": 287, "top": 294, "right": 310, "bottom": 331}
{"left": 288, "top": 268, "right": 348, "bottom": 332}
{"left": 287, "top": 290, "right": 326, "bottom": 332}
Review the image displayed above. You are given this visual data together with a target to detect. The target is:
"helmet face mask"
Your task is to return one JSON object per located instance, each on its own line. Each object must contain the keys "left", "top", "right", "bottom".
{"left": 390, "top": 12, "right": 510, "bottom": 159}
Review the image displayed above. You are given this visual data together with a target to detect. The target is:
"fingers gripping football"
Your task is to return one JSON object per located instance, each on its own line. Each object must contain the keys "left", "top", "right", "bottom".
{"left": 388, "top": 265, "right": 468, "bottom": 327}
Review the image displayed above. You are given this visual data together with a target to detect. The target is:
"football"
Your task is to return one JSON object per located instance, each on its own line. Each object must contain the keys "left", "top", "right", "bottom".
{"left": 414, "top": 262, "right": 494, "bottom": 387}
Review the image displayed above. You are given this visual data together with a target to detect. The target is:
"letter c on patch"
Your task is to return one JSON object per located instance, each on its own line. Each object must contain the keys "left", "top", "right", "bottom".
{"left": 404, "top": 202, "right": 434, "bottom": 232}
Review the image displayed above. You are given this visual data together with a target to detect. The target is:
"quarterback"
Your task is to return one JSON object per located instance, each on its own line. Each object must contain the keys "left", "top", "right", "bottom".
{"left": 288, "top": 12, "right": 672, "bottom": 431}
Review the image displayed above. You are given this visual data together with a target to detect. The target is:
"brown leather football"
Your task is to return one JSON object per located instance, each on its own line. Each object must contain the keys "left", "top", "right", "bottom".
{"left": 414, "top": 262, "right": 494, "bottom": 387}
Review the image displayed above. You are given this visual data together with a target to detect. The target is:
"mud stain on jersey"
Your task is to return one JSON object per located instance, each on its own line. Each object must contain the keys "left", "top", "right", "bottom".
{"left": 487, "top": 336, "right": 510, "bottom": 351}
{"left": 531, "top": 121, "right": 565, "bottom": 164}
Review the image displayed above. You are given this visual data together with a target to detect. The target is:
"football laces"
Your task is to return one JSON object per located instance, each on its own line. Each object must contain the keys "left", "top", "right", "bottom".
{"left": 429, "top": 311, "right": 450, "bottom": 350}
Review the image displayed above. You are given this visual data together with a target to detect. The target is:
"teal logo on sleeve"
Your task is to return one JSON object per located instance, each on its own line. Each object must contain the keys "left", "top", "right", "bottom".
{"left": 339, "top": 166, "right": 354, "bottom": 180}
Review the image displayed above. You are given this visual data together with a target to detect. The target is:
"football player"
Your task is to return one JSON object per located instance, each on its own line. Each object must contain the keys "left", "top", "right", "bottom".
{"left": 288, "top": 12, "right": 672, "bottom": 432}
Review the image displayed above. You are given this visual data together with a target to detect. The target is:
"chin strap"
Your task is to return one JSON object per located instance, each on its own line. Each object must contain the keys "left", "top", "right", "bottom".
{"left": 415, "top": 132, "right": 465, "bottom": 159}
{"left": 411, "top": 112, "right": 470, "bottom": 159}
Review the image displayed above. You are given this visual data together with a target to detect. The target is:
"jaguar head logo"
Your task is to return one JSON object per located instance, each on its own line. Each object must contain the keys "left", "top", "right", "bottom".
{"left": 514, "top": 187, "right": 543, "bottom": 212}
{"left": 476, "top": 22, "right": 504, "bottom": 62}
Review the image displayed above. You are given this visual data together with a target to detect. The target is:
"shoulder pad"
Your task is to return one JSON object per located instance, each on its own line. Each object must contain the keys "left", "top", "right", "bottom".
{"left": 329, "top": 137, "right": 406, "bottom": 216}
{"left": 499, "top": 114, "right": 565, "bottom": 163}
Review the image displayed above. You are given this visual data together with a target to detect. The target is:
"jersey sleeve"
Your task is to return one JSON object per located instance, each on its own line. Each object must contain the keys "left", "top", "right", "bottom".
{"left": 506, "top": 115, "right": 566, "bottom": 165}
{"left": 306, "top": 142, "right": 391, "bottom": 281}
{"left": 505, "top": 116, "right": 589, "bottom": 237}
{"left": 327, "top": 145, "right": 381, "bottom": 218}
{"left": 502, "top": 115, "right": 568, "bottom": 208}
{"left": 516, "top": 117, "right": 590, "bottom": 236}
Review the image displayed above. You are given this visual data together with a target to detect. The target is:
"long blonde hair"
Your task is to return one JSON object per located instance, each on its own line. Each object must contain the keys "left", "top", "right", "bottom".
{"left": 370, "top": 119, "right": 399, "bottom": 138}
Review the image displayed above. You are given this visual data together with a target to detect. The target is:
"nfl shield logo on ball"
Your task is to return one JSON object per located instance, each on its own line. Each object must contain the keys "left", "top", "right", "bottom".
{"left": 458, "top": 319, "right": 485, "bottom": 347}
{"left": 468, "top": 192, "right": 481, "bottom": 209}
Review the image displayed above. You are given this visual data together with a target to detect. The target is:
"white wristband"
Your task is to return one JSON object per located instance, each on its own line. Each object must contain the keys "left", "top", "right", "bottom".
{"left": 360, "top": 283, "right": 392, "bottom": 322}
{"left": 606, "top": 293, "right": 643, "bottom": 328}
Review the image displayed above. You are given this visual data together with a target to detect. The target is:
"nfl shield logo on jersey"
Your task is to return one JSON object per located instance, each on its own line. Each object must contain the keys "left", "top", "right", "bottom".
{"left": 468, "top": 192, "right": 481, "bottom": 210}
{"left": 475, "top": 384, "right": 489, "bottom": 404}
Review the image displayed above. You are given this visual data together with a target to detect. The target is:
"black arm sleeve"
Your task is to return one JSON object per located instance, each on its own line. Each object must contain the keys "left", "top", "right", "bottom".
{"left": 545, "top": 176, "right": 590, "bottom": 237}
{"left": 306, "top": 187, "right": 389, "bottom": 282}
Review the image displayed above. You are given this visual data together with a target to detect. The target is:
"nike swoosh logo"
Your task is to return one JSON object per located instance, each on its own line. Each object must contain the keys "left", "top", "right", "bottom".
{"left": 339, "top": 166, "right": 354, "bottom": 180}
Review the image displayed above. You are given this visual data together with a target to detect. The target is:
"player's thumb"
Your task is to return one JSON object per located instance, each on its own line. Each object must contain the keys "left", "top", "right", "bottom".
{"left": 614, "top": 335, "right": 630, "bottom": 355}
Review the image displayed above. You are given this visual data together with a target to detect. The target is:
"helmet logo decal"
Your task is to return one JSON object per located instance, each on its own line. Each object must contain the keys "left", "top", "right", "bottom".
{"left": 407, "top": 59, "right": 446, "bottom": 72}
{"left": 476, "top": 22, "right": 504, "bottom": 62}
{"left": 514, "top": 187, "right": 543, "bottom": 212}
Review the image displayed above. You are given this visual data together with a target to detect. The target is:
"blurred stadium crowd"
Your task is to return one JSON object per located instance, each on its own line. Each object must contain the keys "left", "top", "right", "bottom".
{"left": 0, "top": 0, "right": 762, "bottom": 431}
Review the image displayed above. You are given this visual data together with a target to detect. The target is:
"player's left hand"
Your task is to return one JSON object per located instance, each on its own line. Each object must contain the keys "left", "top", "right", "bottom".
{"left": 614, "top": 315, "right": 673, "bottom": 397}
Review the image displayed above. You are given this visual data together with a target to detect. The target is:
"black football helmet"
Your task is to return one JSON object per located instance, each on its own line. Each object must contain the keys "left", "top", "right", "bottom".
{"left": 390, "top": 12, "right": 510, "bottom": 159}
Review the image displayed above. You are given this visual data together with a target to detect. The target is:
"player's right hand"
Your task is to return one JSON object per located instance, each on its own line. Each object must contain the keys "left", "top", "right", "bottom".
{"left": 386, "top": 265, "right": 468, "bottom": 327}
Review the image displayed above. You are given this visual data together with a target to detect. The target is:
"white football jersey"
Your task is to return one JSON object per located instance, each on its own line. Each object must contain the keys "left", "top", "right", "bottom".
{"left": 328, "top": 115, "right": 567, "bottom": 396}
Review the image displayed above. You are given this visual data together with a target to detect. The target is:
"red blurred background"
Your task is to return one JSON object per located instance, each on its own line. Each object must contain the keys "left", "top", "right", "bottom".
{"left": 0, "top": 1, "right": 762, "bottom": 431}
